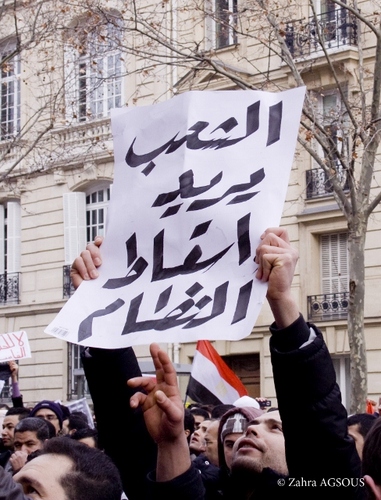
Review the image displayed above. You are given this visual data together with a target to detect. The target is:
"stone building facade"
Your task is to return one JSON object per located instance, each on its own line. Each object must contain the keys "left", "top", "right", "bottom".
{"left": 0, "top": 0, "right": 380, "bottom": 410}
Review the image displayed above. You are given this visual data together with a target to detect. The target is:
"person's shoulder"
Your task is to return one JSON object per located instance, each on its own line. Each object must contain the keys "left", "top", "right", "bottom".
{"left": 193, "top": 455, "right": 220, "bottom": 483}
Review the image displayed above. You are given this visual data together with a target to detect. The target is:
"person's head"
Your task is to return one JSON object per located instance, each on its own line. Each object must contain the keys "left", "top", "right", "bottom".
{"left": 1, "top": 407, "right": 30, "bottom": 449}
{"left": 348, "top": 413, "right": 377, "bottom": 460}
{"left": 230, "top": 410, "right": 288, "bottom": 477}
{"left": 218, "top": 406, "right": 264, "bottom": 472}
{"left": 363, "top": 417, "right": 381, "bottom": 498}
{"left": 189, "top": 418, "right": 211, "bottom": 456}
{"left": 204, "top": 419, "right": 220, "bottom": 466}
{"left": 13, "top": 417, "right": 50, "bottom": 455}
{"left": 13, "top": 437, "right": 123, "bottom": 500}
{"left": 30, "top": 400, "right": 64, "bottom": 433}
{"left": 189, "top": 407, "right": 210, "bottom": 431}
{"left": 184, "top": 408, "right": 195, "bottom": 444}
{"left": 63, "top": 412, "right": 90, "bottom": 435}
{"left": 70, "top": 427, "right": 99, "bottom": 449}
{"left": 211, "top": 404, "right": 234, "bottom": 419}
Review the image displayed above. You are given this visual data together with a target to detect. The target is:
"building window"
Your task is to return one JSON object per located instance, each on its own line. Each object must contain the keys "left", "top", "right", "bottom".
{"left": 68, "top": 343, "right": 90, "bottom": 400}
{"left": 86, "top": 185, "right": 111, "bottom": 243}
{"left": 1, "top": 41, "right": 21, "bottom": 140}
{"left": 64, "top": 185, "right": 111, "bottom": 398}
{"left": 306, "top": 91, "right": 349, "bottom": 199}
{"left": 65, "top": 17, "right": 123, "bottom": 123}
{"left": 0, "top": 201, "right": 21, "bottom": 304}
{"left": 320, "top": 91, "right": 344, "bottom": 167}
{"left": 63, "top": 184, "right": 111, "bottom": 299}
{"left": 284, "top": 0, "right": 356, "bottom": 58}
{"left": 206, "top": 0, "right": 237, "bottom": 50}
{"left": 222, "top": 353, "right": 260, "bottom": 398}
{"left": 332, "top": 355, "right": 350, "bottom": 409}
{"left": 0, "top": 374, "right": 12, "bottom": 402}
{"left": 307, "top": 232, "right": 349, "bottom": 320}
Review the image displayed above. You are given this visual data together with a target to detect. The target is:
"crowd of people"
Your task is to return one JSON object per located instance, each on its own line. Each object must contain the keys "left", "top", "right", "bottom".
{"left": 1, "top": 227, "right": 381, "bottom": 499}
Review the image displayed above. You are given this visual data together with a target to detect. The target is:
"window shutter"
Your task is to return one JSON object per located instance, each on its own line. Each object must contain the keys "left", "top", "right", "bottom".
{"left": 7, "top": 201, "right": 21, "bottom": 273}
{"left": 321, "top": 234, "right": 331, "bottom": 294}
{"left": 321, "top": 233, "right": 348, "bottom": 294}
{"left": 338, "top": 233, "right": 348, "bottom": 291}
{"left": 63, "top": 192, "right": 86, "bottom": 265}
{"left": 0, "top": 205, "right": 4, "bottom": 274}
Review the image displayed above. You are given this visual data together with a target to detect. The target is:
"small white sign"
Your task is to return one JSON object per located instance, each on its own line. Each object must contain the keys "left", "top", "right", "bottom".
{"left": 0, "top": 331, "right": 31, "bottom": 361}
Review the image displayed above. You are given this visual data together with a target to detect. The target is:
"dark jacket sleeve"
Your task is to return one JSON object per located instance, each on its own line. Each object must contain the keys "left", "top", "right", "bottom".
{"left": 146, "top": 465, "right": 206, "bottom": 500}
{"left": 11, "top": 396, "right": 23, "bottom": 408}
{"left": 81, "top": 346, "right": 157, "bottom": 500}
{"left": 270, "top": 315, "right": 364, "bottom": 498}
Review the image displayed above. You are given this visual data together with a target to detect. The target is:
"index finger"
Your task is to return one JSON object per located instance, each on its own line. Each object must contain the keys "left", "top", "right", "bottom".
{"left": 260, "top": 227, "right": 290, "bottom": 245}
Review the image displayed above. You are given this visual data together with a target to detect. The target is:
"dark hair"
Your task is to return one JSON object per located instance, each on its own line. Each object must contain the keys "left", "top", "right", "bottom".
{"left": 5, "top": 407, "right": 31, "bottom": 420}
{"left": 190, "top": 407, "right": 210, "bottom": 420}
{"left": 267, "top": 407, "right": 279, "bottom": 413}
{"left": 211, "top": 404, "right": 235, "bottom": 419}
{"left": 200, "top": 405, "right": 214, "bottom": 416}
{"left": 43, "top": 419, "right": 57, "bottom": 438}
{"left": 68, "top": 413, "right": 90, "bottom": 432}
{"left": 14, "top": 417, "right": 50, "bottom": 442}
{"left": 348, "top": 413, "right": 377, "bottom": 438}
{"left": 71, "top": 411, "right": 89, "bottom": 424}
{"left": 59, "top": 404, "right": 71, "bottom": 420}
{"left": 70, "top": 428, "right": 99, "bottom": 448}
{"left": 363, "top": 417, "right": 381, "bottom": 485}
{"left": 38, "top": 437, "right": 122, "bottom": 500}
{"left": 184, "top": 409, "right": 195, "bottom": 444}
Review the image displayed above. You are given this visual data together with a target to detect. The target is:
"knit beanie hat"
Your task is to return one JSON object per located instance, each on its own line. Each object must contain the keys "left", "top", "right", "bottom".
{"left": 30, "top": 400, "right": 64, "bottom": 429}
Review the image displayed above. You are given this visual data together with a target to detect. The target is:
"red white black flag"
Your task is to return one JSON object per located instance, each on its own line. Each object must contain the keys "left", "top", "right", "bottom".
{"left": 186, "top": 340, "right": 248, "bottom": 405}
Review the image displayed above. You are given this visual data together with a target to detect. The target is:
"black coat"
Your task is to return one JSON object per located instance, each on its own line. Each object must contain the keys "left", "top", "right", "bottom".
{"left": 147, "top": 315, "right": 366, "bottom": 499}
{"left": 81, "top": 346, "right": 157, "bottom": 500}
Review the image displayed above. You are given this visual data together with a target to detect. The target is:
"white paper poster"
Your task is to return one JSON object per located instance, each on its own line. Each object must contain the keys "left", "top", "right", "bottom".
{"left": 0, "top": 331, "right": 31, "bottom": 361}
{"left": 46, "top": 88, "right": 305, "bottom": 348}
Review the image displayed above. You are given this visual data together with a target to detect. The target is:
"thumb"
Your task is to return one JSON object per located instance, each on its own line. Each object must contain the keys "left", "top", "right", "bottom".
{"left": 155, "top": 390, "right": 167, "bottom": 405}
{"left": 154, "top": 390, "right": 183, "bottom": 424}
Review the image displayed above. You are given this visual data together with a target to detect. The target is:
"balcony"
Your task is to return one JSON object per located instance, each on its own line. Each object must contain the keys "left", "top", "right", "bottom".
{"left": 63, "top": 265, "right": 75, "bottom": 299}
{"left": 0, "top": 273, "right": 20, "bottom": 305}
{"left": 48, "top": 117, "right": 113, "bottom": 170}
{"left": 306, "top": 166, "right": 349, "bottom": 199}
{"left": 307, "top": 292, "right": 349, "bottom": 321}
{"left": 284, "top": 9, "right": 357, "bottom": 58}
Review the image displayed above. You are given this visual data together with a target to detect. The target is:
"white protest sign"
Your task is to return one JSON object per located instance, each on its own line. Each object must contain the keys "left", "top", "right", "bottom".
{"left": 65, "top": 398, "right": 95, "bottom": 428}
{"left": 0, "top": 331, "right": 31, "bottom": 361}
{"left": 46, "top": 88, "right": 305, "bottom": 348}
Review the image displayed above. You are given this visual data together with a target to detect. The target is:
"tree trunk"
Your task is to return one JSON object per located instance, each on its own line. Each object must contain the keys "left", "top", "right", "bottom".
{"left": 347, "top": 222, "right": 367, "bottom": 415}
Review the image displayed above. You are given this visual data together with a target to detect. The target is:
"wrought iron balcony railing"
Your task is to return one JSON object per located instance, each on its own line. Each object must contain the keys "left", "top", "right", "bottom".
{"left": 306, "top": 166, "right": 349, "bottom": 199}
{"left": 284, "top": 9, "right": 357, "bottom": 58}
{"left": 307, "top": 292, "right": 349, "bottom": 321}
{"left": 0, "top": 272, "right": 20, "bottom": 305}
{"left": 63, "top": 265, "right": 75, "bottom": 299}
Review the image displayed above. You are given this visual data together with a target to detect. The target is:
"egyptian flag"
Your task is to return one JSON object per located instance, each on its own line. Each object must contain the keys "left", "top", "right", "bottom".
{"left": 186, "top": 340, "right": 248, "bottom": 405}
